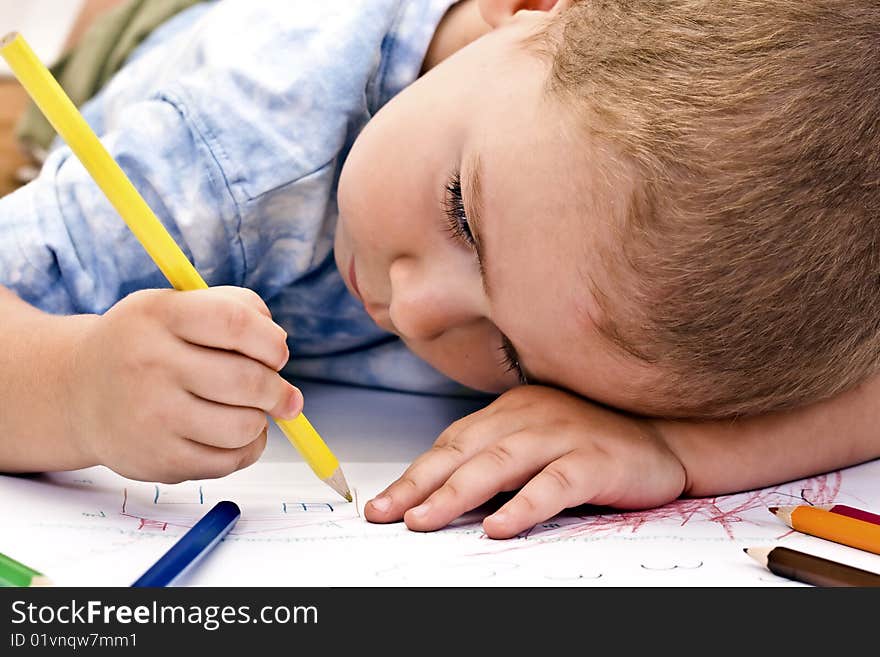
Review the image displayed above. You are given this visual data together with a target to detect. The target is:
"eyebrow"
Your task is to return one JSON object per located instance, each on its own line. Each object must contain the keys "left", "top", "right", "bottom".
{"left": 461, "top": 153, "right": 533, "bottom": 385}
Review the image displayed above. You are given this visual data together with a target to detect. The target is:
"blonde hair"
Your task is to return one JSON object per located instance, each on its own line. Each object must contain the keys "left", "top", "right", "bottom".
{"left": 536, "top": 0, "right": 880, "bottom": 418}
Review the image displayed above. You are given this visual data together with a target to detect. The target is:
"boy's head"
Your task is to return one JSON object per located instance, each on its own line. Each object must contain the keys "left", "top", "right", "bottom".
{"left": 335, "top": 0, "right": 880, "bottom": 419}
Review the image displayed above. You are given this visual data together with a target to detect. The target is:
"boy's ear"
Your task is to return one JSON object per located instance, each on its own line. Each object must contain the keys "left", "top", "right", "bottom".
{"left": 477, "top": 0, "right": 569, "bottom": 29}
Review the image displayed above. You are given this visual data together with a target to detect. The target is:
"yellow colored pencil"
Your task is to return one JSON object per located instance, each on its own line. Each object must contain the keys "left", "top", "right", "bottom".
{"left": 1, "top": 31, "right": 350, "bottom": 502}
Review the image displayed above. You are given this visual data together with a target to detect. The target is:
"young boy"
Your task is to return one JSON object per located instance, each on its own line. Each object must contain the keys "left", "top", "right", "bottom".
{"left": 1, "top": 0, "right": 879, "bottom": 540}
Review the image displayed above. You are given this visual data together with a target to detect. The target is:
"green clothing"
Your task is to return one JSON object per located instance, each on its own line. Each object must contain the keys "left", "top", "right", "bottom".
{"left": 16, "top": 0, "right": 202, "bottom": 154}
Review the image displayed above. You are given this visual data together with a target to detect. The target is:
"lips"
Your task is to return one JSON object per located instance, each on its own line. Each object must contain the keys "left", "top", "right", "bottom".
{"left": 348, "top": 257, "right": 362, "bottom": 301}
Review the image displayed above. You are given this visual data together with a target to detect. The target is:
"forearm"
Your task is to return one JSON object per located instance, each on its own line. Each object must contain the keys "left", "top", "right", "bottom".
{"left": 659, "top": 375, "right": 880, "bottom": 497}
{"left": 0, "top": 285, "right": 98, "bottom": 472}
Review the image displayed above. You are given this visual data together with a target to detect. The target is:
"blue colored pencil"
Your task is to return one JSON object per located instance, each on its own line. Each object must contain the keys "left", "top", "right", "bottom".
{"left": 132, "top": 500, "right": 240, "bottom": 587}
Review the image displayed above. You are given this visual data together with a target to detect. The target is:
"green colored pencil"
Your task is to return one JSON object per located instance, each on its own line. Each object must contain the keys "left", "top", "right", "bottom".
{"left": 0, "top": 551, "right": 52, "bottom": 587}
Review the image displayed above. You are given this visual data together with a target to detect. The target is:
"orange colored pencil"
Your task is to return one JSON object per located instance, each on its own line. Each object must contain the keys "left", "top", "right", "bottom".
{"left": 769, "top": 505, "right": 880, "bottom": 556}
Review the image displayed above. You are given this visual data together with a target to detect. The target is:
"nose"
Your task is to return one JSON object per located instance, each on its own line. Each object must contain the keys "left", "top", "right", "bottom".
{"left": 388, "top": 256, "right": 485, "bottom": 341}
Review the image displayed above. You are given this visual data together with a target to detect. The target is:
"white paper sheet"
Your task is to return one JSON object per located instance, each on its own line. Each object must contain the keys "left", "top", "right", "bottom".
{"left": 2, "top": 381, "right": 879, "bottom": 586}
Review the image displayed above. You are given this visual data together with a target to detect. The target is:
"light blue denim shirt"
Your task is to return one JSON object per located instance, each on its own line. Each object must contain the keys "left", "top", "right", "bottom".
{"left": 0, "top": 0, "right": 483, "bottom": 396}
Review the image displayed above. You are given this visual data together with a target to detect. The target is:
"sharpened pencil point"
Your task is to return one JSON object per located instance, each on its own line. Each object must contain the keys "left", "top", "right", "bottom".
{"left": 743, "top": 546, "right": 771, "bottom": 568}
{"left": 768, "top": 506, "right": 779, "bottom": 514}
{"left": 324, "top": 467, "right": 352, "bottom": 503}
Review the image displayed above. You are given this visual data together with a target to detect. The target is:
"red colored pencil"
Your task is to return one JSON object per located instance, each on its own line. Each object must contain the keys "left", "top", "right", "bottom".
{"left": 813, "top": 503, "right": 880, "bottom": 526}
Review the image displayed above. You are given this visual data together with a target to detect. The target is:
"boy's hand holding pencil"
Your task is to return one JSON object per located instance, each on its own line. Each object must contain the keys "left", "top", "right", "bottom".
{"left": 65, "top": 286, "right": 302, "bottom": 483}
{"left": 1, "top": 32, "right": 350, "bottom": 499}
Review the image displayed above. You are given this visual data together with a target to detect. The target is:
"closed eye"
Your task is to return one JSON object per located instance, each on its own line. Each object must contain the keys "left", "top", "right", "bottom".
{"left": 443, "top": 170, "right": 475, "bottom": 246}
{"left": 499, "top": 334, "right": 528, "bottom": 385}
{"left": 443, "top": 169, "right": 528, "bottom": 386}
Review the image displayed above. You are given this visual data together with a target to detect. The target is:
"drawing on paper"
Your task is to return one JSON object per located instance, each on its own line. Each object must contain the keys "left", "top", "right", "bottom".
{"left": 3, "top": 459, "right": 877, "bottom": 586}
{"left": 119, "top": 481, "right": 361, "bottom": 535}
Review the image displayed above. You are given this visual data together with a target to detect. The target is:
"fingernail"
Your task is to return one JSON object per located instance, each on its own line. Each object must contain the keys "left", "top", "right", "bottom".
{"left": 370, "top": 495, "right": 391, "bottom": 512}
{"left": 409, "top": 502, "right": 431, "bottom": 518}
{"left": 282, "top": 387, "right": 301, "bottom": 419}
{"left": 487, "top": 510, "right": 507, "bottom": 524}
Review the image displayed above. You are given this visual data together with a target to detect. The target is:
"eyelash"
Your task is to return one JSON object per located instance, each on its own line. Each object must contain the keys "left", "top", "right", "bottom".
{"left": 443, "top": 171, "right": 475, "bottom": 246}
{"left": 443, "top": 171, "right": 527, "bottom": 385}
{"left": 500, "top": 336, "right": 528, "bottom": 385}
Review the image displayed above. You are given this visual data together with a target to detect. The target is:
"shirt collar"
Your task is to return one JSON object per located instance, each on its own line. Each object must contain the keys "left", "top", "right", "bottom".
{"left": 370, "top": 0, "right": 460, "bottom": 113}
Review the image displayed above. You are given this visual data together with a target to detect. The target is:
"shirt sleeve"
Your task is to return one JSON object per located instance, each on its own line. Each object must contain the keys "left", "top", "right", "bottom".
{"left": 0, "top": 0, "right": 396, "bottom": 316}
{"left": 0, "top": 93, "right": 243, "bottom": 315}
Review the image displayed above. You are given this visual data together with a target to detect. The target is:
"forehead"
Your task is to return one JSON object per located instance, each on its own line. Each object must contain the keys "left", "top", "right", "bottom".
{"left": 475, "top": 93, "right": 619, "bottom": 323}
{"left": 475, "top": 102, "right": 667, "bottom": 413}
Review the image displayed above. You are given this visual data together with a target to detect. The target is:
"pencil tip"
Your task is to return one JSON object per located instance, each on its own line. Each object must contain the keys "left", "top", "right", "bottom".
{"left": 324, "top": 467, "right": 352, "bottom": 503}
{"left": 743, "top": 546, "right": 772, "bottom": 567}
{"left": 767, "top": 506, "right": 778, "bottom": 514}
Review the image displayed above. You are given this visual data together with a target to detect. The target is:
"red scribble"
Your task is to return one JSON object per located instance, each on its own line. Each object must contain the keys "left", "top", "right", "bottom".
{"left": 466, "top": 471, "right": 843, "bottom": 554}
{"left": 122, "top": 487, "right": 168, "bottom": 531}
{"left": 136, "top": 518, "right": 168, "bottom": 531}
{"left": 547, "top": 471, "right": 841, "bottom": 540}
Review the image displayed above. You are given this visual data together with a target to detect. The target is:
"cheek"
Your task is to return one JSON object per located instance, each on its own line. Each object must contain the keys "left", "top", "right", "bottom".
{"left": 403, "top": 331, "right": 515, "bottom": 394}
{"left": 338, "top": 130, "right": 378, "bottom": 215}
{"left": 339, "top": 126, "right": 418, "bottom": 239}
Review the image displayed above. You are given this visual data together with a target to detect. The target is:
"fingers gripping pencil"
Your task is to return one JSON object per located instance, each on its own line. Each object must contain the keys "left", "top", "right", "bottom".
{"left": 0, "top": 32, "right": 351, "bottom": 501}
